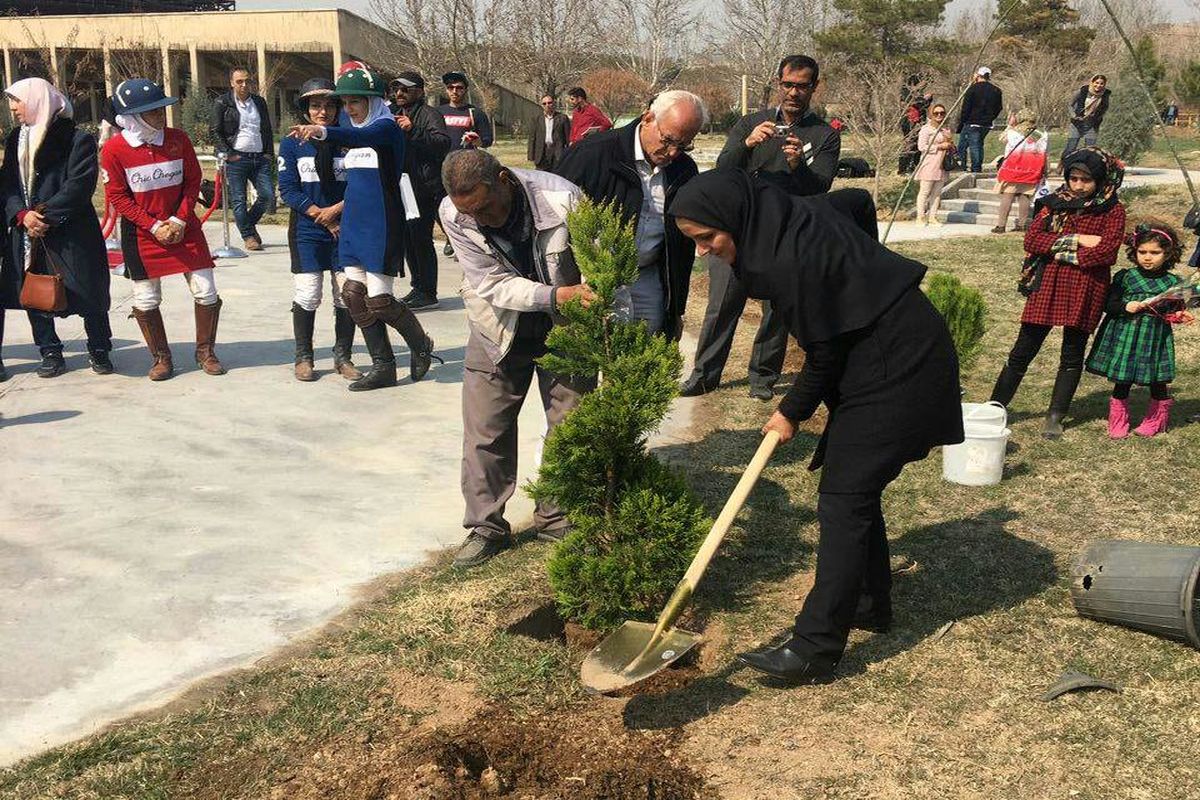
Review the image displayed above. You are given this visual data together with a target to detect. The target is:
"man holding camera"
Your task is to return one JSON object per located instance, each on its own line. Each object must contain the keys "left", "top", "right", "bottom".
{"left": 681, "top": 54, "right": 841, "bottom": 400}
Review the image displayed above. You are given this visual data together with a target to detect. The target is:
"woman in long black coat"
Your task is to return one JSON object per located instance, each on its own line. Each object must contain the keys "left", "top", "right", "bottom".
{"left": 1, "top": 77, "right": 111, "bottom": 378}
{"left": 671, "top": 170, "right": 964, "bottom": 683}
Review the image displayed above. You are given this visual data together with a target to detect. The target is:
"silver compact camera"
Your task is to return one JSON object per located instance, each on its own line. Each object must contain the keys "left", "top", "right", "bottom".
{"left": 773, "top": 123, "right": 791, "bottom": 138}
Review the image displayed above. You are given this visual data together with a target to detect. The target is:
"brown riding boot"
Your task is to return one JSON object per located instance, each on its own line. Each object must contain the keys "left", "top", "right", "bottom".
{"left": 194, "top": 298, "right": 227, "bottom": 375}
{"left": 131, "top": 307, "right": 174, "bottom": 381}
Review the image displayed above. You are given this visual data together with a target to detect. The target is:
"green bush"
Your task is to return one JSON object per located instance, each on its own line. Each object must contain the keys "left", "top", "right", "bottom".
{"left": 530, "top": 199, "right": 709, "bottom": 630}
{"left": 1101, "top": 37, "right": 1165, "bottom": 164}
{"left": 925, "top": 272, "right": 987, "bottom": 375}
{"left": 179, "top": 84, "right": 214, "bottom": 151}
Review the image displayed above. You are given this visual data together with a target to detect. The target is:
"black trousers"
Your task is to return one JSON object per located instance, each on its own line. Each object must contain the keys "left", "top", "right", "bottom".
{"left": 27, "top": 309, "right": 112, "bottom": 355}
{"left": 406, "top": 193, "right": 441, "bottom": 296}
{"left": 1006, "top": 323, "right": 1088, "bottom": 372}
{"left": 791, "top": 491, "right": 892, "bottom": 662}
{"left": 685, "top": 257, "right": 789, "bottom": 390}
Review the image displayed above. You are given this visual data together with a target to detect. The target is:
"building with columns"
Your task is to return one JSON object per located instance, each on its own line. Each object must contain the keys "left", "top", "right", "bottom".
{"left": 0, "top": 8, "right": 402, "bottom": 129}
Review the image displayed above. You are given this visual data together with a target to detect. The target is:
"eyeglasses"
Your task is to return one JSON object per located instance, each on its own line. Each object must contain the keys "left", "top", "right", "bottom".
{"left": 931, "top": 111, "right": 946, "bottom": 117}
{"left": 779, "top": 80, "right": 816, "bottom": 93}
{"left": 657, "top": 131, "right": 694, "bottom": 152}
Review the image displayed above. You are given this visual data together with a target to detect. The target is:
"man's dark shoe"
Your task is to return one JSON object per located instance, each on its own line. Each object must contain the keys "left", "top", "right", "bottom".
{"left": 37, "top": 352, "right": 66, "bottom": 378}
{"left": 406, "top": 292, "right": 440, "bottom": 311}
{"left": 88, "top": 350, "right": 114, "bottom": 375}
{"left": 736, "top": 642, "right": 837, "bottom": 683}
{"left": 679, "top": 377, "right": 715, "bottom": 397}
{"left": 454, "top": 531, "right": 507, "bottom": 568}
{"left": 400, "top": 288, "right": 420, "bottom": 305}
{"left": 536, "top": 525, "right": 572, "bottom": 543}
{"left": 748, "top": 384, "right": 774, "bottom": 401}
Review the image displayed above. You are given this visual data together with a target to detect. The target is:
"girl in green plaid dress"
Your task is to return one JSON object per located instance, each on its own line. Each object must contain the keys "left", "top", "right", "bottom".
{"left": 1086, "top": 223, "right": 1184, "bottom": 438}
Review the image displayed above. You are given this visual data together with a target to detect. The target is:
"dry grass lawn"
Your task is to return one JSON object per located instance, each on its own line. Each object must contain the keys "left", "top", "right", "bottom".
{"left": 3, "top": 185, "right": 1199, "bottom": 800}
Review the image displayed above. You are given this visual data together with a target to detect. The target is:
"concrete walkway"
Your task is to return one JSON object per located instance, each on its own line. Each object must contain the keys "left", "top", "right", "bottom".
{"left": 0, "top": 224, "right": 693, "bottom": 765}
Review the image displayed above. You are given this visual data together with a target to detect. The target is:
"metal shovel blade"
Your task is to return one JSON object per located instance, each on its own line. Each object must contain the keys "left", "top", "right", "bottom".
{"left": 580, "top": 621, "right": 701, "bottom": 694}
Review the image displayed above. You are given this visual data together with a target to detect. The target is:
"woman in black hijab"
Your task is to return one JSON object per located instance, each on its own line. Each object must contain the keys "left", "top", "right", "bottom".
{"left": 671, "top": 170, "right": 963, "bottom": 683}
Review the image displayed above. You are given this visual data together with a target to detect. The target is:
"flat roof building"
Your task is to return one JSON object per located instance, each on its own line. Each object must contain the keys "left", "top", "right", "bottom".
{"left": 0, "top": 8, "right": 403, "bottom": 128}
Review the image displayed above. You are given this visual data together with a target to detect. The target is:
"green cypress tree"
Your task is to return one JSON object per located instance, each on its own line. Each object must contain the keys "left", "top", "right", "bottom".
{"left": 1102, "top": 38, "right": 1166, "bottom": 164}
{"left": 530, "top": 199, "right": 709, "bottom": 630}
{"left": 925, "top": 273, "right": 987, "bottom": 376}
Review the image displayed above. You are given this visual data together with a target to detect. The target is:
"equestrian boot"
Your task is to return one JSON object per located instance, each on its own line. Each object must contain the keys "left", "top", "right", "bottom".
{"left": 989, "top": 364, "right": 1026, "bottom": 408}
{"left": 292, "top": 302, "right": 317, "bottom": 382}
{"left": 131, "top": 307, "right": 174, "bottom": 381}
{"left": 348, "top": 320, "right": 397, "bottom": 392}
{"left": 331, "top": 306, "right": 363, "bottom": 380}
{"left": 365, "top": 294, "right": 442, "bottom": 382}
{"left": 1134, "top": 398, "right": 1173, "bottom": 437}
{"left": 1042, "top": 367, "right": 1082, "bottom": 440}
{"left": 194, "top": 298, "right": 227, "bottom": 375}
{"left": 1107, "top": 397, "right": 1131, "bottom": 439}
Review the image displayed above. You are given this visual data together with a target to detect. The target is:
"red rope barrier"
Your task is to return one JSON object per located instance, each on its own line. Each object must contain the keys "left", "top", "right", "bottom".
{"left": 199, "top": 170, "right": 223, "bottom": 225}
{"left": 100, "top": 203, "right": 116, "bottom": 239}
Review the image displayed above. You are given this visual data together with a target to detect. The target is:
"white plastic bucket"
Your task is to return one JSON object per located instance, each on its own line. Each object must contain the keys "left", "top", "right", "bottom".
{"left": 942, "top": 423, "right": 1011, "bottom": 486}
{"left": 961, "top": 401, "right": 1007, "bottom": 431}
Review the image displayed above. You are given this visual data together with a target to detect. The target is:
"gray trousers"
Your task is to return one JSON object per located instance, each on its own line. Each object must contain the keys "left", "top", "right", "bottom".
{"left": 684, "top": 257, "right": 789, "bottom": 390}
{"left": 461, "top": 317, "right": 586, "bottom": 540}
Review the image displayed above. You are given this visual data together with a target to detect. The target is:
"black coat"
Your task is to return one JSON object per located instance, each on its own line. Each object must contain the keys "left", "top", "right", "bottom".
{"left": 527, "top": 112, "right": 571, "bottom": 170}
{"left": 555, "top": 121, "right": 698, "bottom": 337}
{"left": 957, "top": 80, "right": 1003, "bottom": 130}
{"left": 390, "top": 100, "right": 451, "bottom": 200}
{"left": 1, "top": 117, "right": 110, "bottom": 316}
{"left": 1070, "top": 86, "right": 1111, "bottom": 132}
{"left": 671, "top": 172, "right": 963, "bottom": 493}
{"left": 210, "top": 92, "right": 275, "bottom": 157}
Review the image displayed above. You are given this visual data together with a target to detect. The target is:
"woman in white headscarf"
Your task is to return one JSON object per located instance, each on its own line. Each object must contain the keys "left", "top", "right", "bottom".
{"left": 0, "top": 77, "right": 111, "bottom": 379}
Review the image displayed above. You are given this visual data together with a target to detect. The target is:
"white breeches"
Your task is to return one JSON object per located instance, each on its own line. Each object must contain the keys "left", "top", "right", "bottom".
{"left": 132, "top": 268, "right": 218, "bottom": 311}
{"left": 343, "top": 266, "right": 394, "bottom": 296}
{"left": 293, "top": 271, "right": 349, "bottom": 311}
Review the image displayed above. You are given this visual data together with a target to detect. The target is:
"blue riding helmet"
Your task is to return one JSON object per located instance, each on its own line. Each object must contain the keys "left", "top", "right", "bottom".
{"left": 110, "top": 78, "right": 178, "bottom": 117}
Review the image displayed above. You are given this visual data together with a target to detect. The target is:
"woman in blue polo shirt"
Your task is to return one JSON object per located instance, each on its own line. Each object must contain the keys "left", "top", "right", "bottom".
{"left": 290, "top": 66, "right": 438, "bottom": 392}
{"left": 278, "top": 78, "right": 361, "bottom": 383}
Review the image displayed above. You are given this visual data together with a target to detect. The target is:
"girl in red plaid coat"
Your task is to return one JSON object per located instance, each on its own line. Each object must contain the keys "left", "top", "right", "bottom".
{"left": 990, "top": 147, "right": 1126, "bottom": 439}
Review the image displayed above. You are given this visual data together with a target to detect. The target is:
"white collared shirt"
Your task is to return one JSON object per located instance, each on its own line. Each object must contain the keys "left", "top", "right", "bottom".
{"left": 632, "top": 124, "right": 666, "bottom": 267}
{"left": 544, "top": 115, "right": 555, "bottom": 144}
{"left": 233, "top": 95, "right": 263, "bottom": 154}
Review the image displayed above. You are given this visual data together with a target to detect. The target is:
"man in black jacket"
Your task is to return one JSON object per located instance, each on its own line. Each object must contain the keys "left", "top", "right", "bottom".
{"left": 1062, "top": 74, "right": 1109, "bottom": 162}
{"left": 955, "top": 67, "right": 1003, "bottom": 173}
{"left": 389, "top": 72, "right": 452, "bottom": 309}
{"left": 527, "top": 94, "right": 571, "bottom": 171}
{"left": 210, "top": 67, "right": 275, "bottom": 250}
{"left": 681, "top": 54, "right": 840, "bottom": 400}
{"left": 556, "top": 90, "right": 705, "bottom": 339}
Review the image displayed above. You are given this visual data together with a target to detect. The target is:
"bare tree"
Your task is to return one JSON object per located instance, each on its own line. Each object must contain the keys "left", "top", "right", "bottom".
{"left": 717, "top": 0, "right": 819, "bottom": 108}
{"left": 998, "top": 45, "right": 1091, "bottom": 130}
{"left": 369, "top": 0, "right": 456, "bottom": 79}
{"left": 613, "top": 0, "right": 700, "bottom": 90}
{"left": 582, "top": 67, "right": 652, "bottom": 119}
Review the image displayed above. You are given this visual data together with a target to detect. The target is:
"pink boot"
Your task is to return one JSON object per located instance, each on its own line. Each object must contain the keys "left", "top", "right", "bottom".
{"left": 1107, "top": 398, "right": 1131, "bottom": 439}
{"left": 1134, "top": 398, "right": 1173, "bottom": 437}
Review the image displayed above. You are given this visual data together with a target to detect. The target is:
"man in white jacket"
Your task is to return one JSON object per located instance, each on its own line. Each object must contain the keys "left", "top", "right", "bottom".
{"left": 440, "top": 149, "right": 596, "bottom": 567}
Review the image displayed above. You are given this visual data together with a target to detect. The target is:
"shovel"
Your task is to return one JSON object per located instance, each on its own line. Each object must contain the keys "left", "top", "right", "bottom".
{"left": 580, "top": 429, "right": 781, "bottom": 694}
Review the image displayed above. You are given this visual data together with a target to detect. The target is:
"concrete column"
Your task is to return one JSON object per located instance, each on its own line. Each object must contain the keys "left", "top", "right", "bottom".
{"left": 102, "top": 45, "right": 113, "bottom": 97}
{"left": 89, "top": 82, "right": 100, "bottom": 124}
{"left": 3, "top": 47, "right": 13, "bottom": 87}
{"left": 49, "top": 45, "right": 60, "bottom": 88}
{"left": 255, "top": 41, "right": 273, "bottom": 127}
{"left": 161, "top": 44, "right": 176, "bottom": 127}
{"left": 332, "top": 44, "right": 343, "bottom": 78}
{"left": 188, "top": 42, "right": 200, "bottom": 94}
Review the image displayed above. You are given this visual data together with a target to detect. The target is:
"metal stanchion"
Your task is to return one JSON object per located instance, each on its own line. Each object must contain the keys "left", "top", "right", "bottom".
{"left": 211, "top": 152, "right": 247, "bottom": 260}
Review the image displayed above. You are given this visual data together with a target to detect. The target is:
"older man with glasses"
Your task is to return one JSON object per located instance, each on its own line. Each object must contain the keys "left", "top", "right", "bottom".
{"left": 528, "top": 94, "right": 571, "bottom": 171}
{"left": 556, "top": 89, "right": 706, "bottom": 338}
{"left": 680, "top": 54, "right": 841, "bottom": 401}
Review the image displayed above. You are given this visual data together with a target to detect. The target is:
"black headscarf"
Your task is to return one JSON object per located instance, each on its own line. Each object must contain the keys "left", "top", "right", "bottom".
{"left": 669, "top": 169, "right": 924, "bottom": 346}
{"left": 296, "top": 79, "right": 341, "bottom": 197}
{"left": 1039, "top": 146, "right": 1124, "bottom": 217}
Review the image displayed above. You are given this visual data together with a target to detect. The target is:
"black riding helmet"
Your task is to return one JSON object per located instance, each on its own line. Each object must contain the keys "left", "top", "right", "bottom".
{"left": 295, "top": 78, "right": 340, "bottom": 121}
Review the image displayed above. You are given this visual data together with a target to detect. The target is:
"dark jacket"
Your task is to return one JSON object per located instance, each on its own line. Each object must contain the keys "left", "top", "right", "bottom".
{"left": 716, "top": 108, "right": 840, "bottom": 196}
{"left": 1, "top": 117, "right": 110, "bottom": 315}
{"left": 437, "top": 103, "right": 494, "bottom": 150}
{"left": 527, "top": 112, "right": 571, "bottom": 170}
{"left": 957, "top": 80, "right": 1003, "bottom": 131}
{"left": 555, "top": 120, "right": 698, "bottom": 338}
{"left": 1070, "top": 86, "right": 1111, "bottom": 132}
{"left": 390, "top": 100, "right": 451, "bottom": 201}
{"left": 210, "top": 91, "right": 274, "bottom": 157}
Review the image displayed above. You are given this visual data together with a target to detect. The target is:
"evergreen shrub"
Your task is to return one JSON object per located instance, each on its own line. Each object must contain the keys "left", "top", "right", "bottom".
{"left": 179, "top": 84, "right": 214, "bottom": 150}
{"left": 926, "top": 272, "right": 987, "bottom": 374}
{"left": 531, "top": 199, "right": 709, "bottom": 630}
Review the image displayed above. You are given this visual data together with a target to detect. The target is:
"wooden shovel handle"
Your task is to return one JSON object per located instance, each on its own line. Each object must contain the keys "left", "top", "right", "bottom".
{"left": 681, "top": 429, "right": 781, "bottom": 589}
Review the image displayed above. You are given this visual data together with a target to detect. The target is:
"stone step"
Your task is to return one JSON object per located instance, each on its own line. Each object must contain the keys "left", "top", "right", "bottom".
{"left": 957, "top": 187, "right": 999, "bottom": 202}
{"left": 976, "top": 178, "right": 997, "bottom": 191}
{"left": 941, "top": 198, "right": 1002, "bottom": 214}
{"left": 936, "top": 210, "right": 1000, "bottom": 226}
